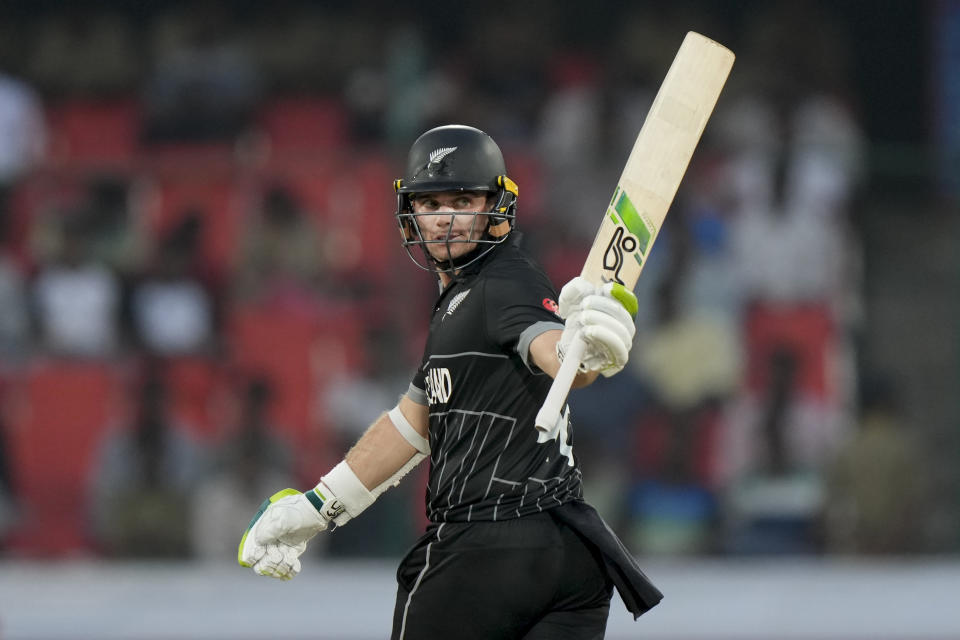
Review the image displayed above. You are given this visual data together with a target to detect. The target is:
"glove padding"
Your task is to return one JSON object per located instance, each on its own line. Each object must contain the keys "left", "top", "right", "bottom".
{"left": 558, "top": 276, "right": 637, "bottom": 377}
{"left": 238, "top": 488, "right": 330, "bottom": 580}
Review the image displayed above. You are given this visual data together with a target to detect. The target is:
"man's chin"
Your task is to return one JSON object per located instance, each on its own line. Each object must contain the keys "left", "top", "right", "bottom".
{"left": 428, "top": 244, "right": 477, "bottom": 263}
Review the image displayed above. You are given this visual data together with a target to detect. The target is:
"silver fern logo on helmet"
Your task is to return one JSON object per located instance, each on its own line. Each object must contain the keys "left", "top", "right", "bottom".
{"left": 429, "top": 146, "right": 457, "bottom": 165}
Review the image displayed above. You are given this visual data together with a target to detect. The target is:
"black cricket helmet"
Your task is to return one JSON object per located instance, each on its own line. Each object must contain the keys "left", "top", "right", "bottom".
{"left": 394, "top": 125, "right": 518, "bottom": 273}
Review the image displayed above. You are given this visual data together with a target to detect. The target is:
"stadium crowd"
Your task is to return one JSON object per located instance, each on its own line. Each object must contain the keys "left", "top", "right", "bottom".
{"left": 0, "top": 1, "right": 935, "bottom": 561}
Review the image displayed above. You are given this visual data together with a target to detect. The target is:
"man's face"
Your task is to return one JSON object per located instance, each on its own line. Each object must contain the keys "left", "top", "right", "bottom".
{"left": 410, "top": 191, "right": 490, "bottom": 263}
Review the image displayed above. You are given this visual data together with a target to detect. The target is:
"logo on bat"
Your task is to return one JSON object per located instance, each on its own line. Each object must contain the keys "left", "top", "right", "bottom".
{"left": 602, "top": 225, "right": 638, "bottom": 285}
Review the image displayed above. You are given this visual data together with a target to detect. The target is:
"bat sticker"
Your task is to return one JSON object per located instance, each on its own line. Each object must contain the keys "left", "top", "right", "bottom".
{"left": 612, "top": 188, "right": 652, "bottom": 254}
{"left": 602, "top": 225, "right": 637, "bottom": 285}
{"left": 601, "top": 187, "right": 652, "bottom": 284}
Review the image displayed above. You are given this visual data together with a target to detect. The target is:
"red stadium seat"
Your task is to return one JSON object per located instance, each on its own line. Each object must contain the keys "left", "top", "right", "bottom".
{"left": 141, "top": 175, "right": 247, "bottom": 276}
{"left": 630, "top": 404, "right": 725, "bottom": 488}
{"left": 161, "top": 356, "right": 228, "bottom": 441}
{"left": 744, "top": 303, "right": 836, "bottom": 400}
{"left": 257, "top": 153, "right": 395, "bottom": 280}
{"left": 229, "top": 305, "right": 324, "bottom": 449}
{"left": 228, "top": 304, "right": 366, "bottom": 473}
{"left": 3, "top": 174, "right": 88, "bottom": 268}
{"left": 336, "top": 154, "right": 394, "bottom": 277}
{"left": 4, "top": 360, "right": 122, "bottom": 555}
{"left": 257, "top": 97, "right": 348, "bottom": 157}
{"left": 45, "top": 98, "right": 141, "bottom": 168}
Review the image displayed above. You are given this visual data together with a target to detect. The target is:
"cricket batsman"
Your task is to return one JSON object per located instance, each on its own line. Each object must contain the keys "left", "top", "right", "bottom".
{"left": 239, "top": 125, "right": 662, "bottom": 639}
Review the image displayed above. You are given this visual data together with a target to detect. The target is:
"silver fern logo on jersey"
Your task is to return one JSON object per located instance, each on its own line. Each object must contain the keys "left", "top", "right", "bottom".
{"left": 443, "top": 289, "right": 471, "bottom": 320}
{"left": 429, "top": 146, "right": 457, "bottom": 164}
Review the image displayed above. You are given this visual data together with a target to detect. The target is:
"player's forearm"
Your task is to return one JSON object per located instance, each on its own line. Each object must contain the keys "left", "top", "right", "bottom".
{"left": 345, "top": 396, "right": 429, "bottom": 489}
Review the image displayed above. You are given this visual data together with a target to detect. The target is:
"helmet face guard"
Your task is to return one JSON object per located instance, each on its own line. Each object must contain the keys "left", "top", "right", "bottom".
{"left": 395, "top": 181, "right": 517, "bottom": 273}
{"left": 393, "top": 125, "right": 518, "bottom": 274}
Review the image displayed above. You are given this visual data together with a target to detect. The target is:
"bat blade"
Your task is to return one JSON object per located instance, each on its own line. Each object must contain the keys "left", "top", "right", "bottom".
{"left": 535, "top": 31, "right": 734, "bottom": 433}
{"left": 583, "top": 31, "right": 735, "bottom": 289}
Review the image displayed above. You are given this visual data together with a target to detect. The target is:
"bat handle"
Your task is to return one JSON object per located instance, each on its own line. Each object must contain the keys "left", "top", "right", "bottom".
{"left": 535, "top": 334, "right": 587, "bottom": 432}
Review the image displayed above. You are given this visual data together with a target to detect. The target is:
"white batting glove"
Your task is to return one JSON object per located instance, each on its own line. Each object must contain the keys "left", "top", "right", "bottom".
{"left": 558, "top": 276, "right": 638, "bottom": 377}
{"left": 239, "top": 462, "right": 376, "bottom": 580}
{"left": 238, "top": 488, "right": 337, "bottom": 580}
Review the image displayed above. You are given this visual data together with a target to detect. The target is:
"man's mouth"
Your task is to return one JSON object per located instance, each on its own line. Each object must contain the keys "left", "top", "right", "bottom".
{"left": 433, "top": 232, "right": 467, "bottom": 242}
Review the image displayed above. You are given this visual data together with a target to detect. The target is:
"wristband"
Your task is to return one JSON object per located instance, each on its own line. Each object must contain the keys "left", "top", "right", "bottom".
{"left": 315, "top": 461, "right": 375, "bottom": 526}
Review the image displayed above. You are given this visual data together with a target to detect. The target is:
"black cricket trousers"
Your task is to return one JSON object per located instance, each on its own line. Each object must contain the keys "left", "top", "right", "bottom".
{"left": 391, "top": 510, "right": 613, "bottom": 639}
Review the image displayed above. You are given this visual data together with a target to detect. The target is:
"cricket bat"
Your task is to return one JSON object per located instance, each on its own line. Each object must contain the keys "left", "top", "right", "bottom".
{"left": 535, "top": 31, "right": 734, "bottom": 433}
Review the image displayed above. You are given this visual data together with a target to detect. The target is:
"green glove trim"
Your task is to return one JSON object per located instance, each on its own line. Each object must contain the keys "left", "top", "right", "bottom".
{"left": 304, "top": 488, "right": 326, "bottom": 512}
{"left": 610, "top": 283, "right": 638, "bottom": 317}
{"left": 237, "top": 488, "right": 302, "bottom": 566}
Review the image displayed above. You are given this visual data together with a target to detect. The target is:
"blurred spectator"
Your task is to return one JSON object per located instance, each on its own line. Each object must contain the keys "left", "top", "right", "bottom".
{"left": 565, "top": 367, "right": 645, "bottom": 539}
{"left": 0, "top": 70, "right": 45, "bottom": 192}
{"left": 191, "top": 376, "right": 293, "bottom": 561}
{"left": 462, "top": 4, "right": 548, "bottom": 143}
{"left": 27, "top": 8, "right": 141, "bottom": 96}
{"left": 233, "top": 185, "right": 322, "bottom": 308}
{"left": 251, "top": 3, "right": 341, "bottom": 94}
{"left": 605, "top": 6, "right": 676, "bottom": 161}
{"left": 32, "top": 213, "right": 122, "bottom": 358}
{"left": 634, "top": 278, "right": 741, "bottom": 420}
{"left": 824, "top": 375, "right": 929, "bottom": 554}
{"left": 0, "top": 208, "right": 29, "bottom": 364}
{"left": 721, "top": 92, "right": 862, "bottom": 318}
{"left": 535, "top": 53, "right": 609, "bottom": 237}
{"left": 128, "top": 212, "right": 219, "bottom": 357}
{"left": 383, "top": 24, "right": 428, "bottom": 147}
{"left": 344, "top": 65, "right": 388, "bottom": 143}
{"left": 716, "top": 1, "right": 864, "bottom": 320}
{"left": 89, "top": 365, "right": 207, "bottom": 557}
{"left": 723, "top": 349, "right": 826, "bottom": 555}
{"left": 627, "top": 278, "right": 739, "bottom": 555}
{"left": 729, "top": 182, "right": 850, "bottom": 312}
{"left": 80, "top": 176, "right": 145, "bottom": 275}
{"left": 718, "top": 7, "right": 864, "bottom": 323}
{"left": 721, "top": 169, "right": 856, "bottom": 481}
{"left": 143, "top": 3, "right": 262, "bottom": 143}
{"left": 712, "top": 28, "right": 864, "bottom": 525}
{"left": 537, "top": 54, "right": 603, "bottom": 171}
{"left": 324, "top": 371, "right": 399, "bottom": 446}
{"left": 340, "top": 12, "right": 392, "bottom": 142}
{"left": 0, "top": 410, "right": 17, "bottom": 548}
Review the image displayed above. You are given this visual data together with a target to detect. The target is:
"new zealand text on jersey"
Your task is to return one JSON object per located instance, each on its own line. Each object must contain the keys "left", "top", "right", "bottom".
{"left": 425, "top": 367, "right": 452, "bottom": 405}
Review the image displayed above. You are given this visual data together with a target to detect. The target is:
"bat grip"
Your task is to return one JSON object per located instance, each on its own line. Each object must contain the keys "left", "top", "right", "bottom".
{"left": 535, "top": 334, "right": 587, "bottom": 432}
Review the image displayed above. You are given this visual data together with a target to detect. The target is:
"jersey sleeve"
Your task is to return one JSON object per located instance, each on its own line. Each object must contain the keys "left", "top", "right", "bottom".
{"left": 408, "top": 360, "right": 428, "bottom": 405}
{"left": 483, "top": 271, "right": 564, "bottom": 370}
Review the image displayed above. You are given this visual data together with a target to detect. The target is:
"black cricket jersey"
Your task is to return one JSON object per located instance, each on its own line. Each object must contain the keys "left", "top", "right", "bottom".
{"left": 408, "top": 237, "right": 583, "bottom": 523}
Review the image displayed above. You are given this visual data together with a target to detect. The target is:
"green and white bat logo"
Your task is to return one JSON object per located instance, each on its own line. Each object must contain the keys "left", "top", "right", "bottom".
{"left": 602, "top": 187, "right": 653, "bottom": 285}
